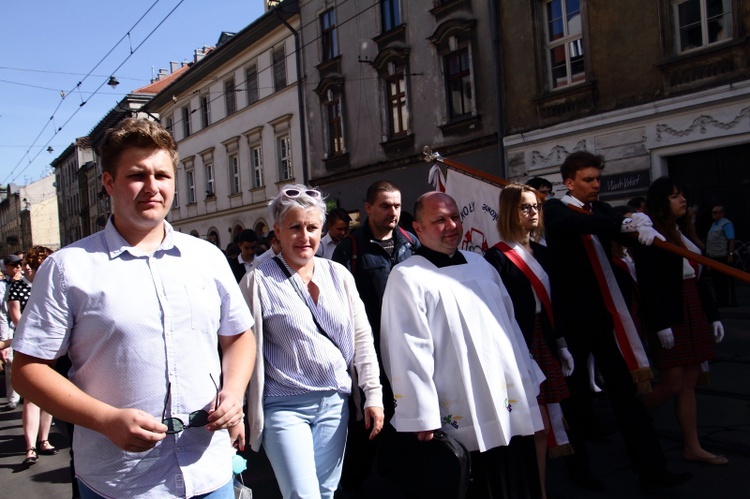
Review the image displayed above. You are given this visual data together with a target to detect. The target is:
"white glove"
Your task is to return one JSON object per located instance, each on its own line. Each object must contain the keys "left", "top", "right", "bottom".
{"left": 621, "top": 212, "right": 653, "bottom": 232}
{"left": 657, "top": 328, "right": 674, "bottom": 349}
{"left": 712, "top": 321, "right": 724, "bottom": 343}
{"left": 636, "top": 226, "right": 666, "bottom": 246}
{"left": 558, "top": 347, "right": 574, "bottom": 377}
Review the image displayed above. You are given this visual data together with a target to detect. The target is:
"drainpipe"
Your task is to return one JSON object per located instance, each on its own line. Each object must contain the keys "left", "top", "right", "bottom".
{"left": 488, "top": 0, "right": 506, "bottom": 179}
{"left": 274, "top": 0, "right": 309, "bottom": 184}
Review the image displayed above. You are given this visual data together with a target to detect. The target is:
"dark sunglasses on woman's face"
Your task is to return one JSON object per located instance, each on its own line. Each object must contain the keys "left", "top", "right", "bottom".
{"left": 162, "top": 374, "right": 219, "bottom": 434}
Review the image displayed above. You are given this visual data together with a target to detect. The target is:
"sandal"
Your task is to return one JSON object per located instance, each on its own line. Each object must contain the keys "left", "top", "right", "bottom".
{"left": 37, "top": 439, "right": 59, "bottom": 455}
{"left": 23, "top": 447, "right": 38, "bottom": 466}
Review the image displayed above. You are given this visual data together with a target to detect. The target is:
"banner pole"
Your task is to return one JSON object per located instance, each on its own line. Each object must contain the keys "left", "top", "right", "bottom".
{"left": 422, "top": 146, "right": 750, "bottom": 284}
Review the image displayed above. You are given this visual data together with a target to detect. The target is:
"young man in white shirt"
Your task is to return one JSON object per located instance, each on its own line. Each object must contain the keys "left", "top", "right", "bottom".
{"left": 12, "top": 118, "right": 255, "bottom": 498}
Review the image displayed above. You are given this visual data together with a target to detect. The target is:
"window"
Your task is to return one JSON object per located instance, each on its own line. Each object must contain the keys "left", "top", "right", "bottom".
{"left": 320, "top": 9, "right": 339, "bottom": 61}
{"left": 251, "top": 146, "right": 264, "bottom": 188}
{"left": 381, "top": 0, "right": 401, "bottom": 32}
{"left": 273, "top": 47, "right": 287, "bottom": 91}
{"left": 187, "top": 169, "right": 196, "bottom": 203}
{"left": 205, "top": 163, "right": 215, "bottom": 197}
{"left": 324, "top": 89, "right": 344, "bottom": 156}
{"left": 229, "top": 154, "right": 240, "bottom": 195}
{"left": 278, "top": 135, "right": 293, "bottom": 181}
{"left": 200, "top": 95, "right": 211, "bottom": 128}
{"left": 225, "top": 78, "right": 237, "bottom": 116}
{"left": 673, "top": 0, "right": 732, "bottom": 52}
{"left": 166, "top": 116, "right": 174, "bottom": 136}
{"left": 386, "top": 64, "right": 409, "bottom": 136}
{"left": 444, "top": 47, "right": 473, "bottom": 118}
{"left": 545, "top": 0, "right": 585, "bottom": 89}
{"left": 246, "top": 64, "right": 259, "bottom": 105}
{"left": 182, "top": 106, "right": 192, "bottom": 137}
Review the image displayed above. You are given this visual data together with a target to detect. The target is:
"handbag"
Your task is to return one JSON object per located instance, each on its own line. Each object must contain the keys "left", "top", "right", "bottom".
{"left": 379, "top": 428, "right": 472, "bottom": 499}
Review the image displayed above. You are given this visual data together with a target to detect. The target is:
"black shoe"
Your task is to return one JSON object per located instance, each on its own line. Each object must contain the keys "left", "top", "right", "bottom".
{"left": 640, "top": 470, "right": 692, "bottom": 492}
{"left": 568, "top": 470, "right": 606, "bottom": 491}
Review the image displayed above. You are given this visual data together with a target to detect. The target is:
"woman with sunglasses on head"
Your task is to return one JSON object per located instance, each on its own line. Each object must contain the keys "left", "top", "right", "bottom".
{"left": 7, "top": 246, "right": 58, "bottom": 467}
{"left": 484, "top": 184, "right": 576, "bottom": 498}
{"left": 240, "top": 184, "right": 384, "bottom": 498}
{"left": 631, "top": 177, "right": 727, "bottom": 465}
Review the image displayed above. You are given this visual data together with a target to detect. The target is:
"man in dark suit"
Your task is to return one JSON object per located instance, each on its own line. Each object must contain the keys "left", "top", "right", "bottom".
{"left": 228, "top": 229, "right": 258, "bottom": 282}
{"left": 543, "top": 151, "right": 691, "bottom": 492}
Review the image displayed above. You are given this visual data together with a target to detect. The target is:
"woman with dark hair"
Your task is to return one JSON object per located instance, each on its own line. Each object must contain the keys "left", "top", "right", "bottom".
{"left": 7, "top": 246, "right": 58, "bottom": 467}
{"left": 485, "top": 184, "right": 575, "bottom": 498}
{"left": 632, "top": 176, "right": 727, "bottom": 465}
{"left": 240, "top": 184, "right": 384, "bottom": 498}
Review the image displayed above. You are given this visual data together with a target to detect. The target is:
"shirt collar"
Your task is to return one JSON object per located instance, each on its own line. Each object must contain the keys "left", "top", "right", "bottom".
{"left": 104, "top": 216, "right": 178, "bottom": 259}
{"left": 561, "top": 193, "right": 586, "bottom": 208}
{"left": 416, "top": 245, "right": 467, "bottom": 268}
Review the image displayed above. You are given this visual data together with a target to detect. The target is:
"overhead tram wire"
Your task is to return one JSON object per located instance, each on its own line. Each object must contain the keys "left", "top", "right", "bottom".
{"left": 3, "top": 0, "right": 171, "bottom": 184}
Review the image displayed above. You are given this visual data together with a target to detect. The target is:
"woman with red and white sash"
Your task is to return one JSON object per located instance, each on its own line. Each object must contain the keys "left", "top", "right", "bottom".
{"left": 632, "top": 177, "right": 727, "bottom": 466}
{"left": 485, "top": 183, "right": 575, "bottom": 499}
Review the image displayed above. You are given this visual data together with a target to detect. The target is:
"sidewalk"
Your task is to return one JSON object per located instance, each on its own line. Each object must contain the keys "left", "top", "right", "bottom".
{"left": 0, "top": 401, "right": 74, "bottom": 497}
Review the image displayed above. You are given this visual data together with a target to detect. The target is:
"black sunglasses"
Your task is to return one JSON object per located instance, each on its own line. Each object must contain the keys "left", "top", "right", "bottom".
{"left": 162, "top": 374, "right": 219, "bottom": 434}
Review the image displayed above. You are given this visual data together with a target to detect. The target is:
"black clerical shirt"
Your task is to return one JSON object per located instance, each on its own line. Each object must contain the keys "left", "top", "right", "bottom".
{"left": 416, "top": 245, "right": 468, "bottom": 268}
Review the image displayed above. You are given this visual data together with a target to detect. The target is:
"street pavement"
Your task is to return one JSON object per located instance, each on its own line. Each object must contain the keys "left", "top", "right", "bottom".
{"left": 1, "top": 283, "right": 748, "bottom": 498}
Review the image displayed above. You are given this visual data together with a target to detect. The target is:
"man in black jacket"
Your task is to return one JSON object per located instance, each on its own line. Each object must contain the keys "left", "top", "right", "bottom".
{"left": 332, "top": 180, "right": 419, "bottom": 496}
{"left": 228, "top": 229, "right": 258, "bottom": 283}
{"left": 544, "top": 151, "right": 691, "bottom": 492}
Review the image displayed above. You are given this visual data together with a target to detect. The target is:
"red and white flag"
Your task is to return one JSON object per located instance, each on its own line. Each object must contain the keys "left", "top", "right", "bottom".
{"left": 429, "top": 164, "right": 502, "bottom": 255}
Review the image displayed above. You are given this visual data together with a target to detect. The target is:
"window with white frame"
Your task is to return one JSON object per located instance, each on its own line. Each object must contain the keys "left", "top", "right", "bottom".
{"left": 545, "top": 0, "right": 585, "bottom": 90}
{"left": 205, "top": 163, "right": 215, "bottom": 197}
{"left": 246, "top": 64, "right": 259, "bottom": 105}
{"left": 182, "top": 106, "right": 192, "bottom": 137}
{"left": 166, "top": 116, "right": 174, "bottom": 136}
{"left": 278, "top": 135, "right": 293, "bottom": 181}
{"left": 187, "top": 169, "right": 196, "bottom": 203}
{"left": 324, "top": 88, "right": 344, "bottom": 156}
{"left": 229, "top": 154, "right": 240, "bottom": 195}
{"left": 273, "top": 47, "right": 287, "bottom": 92}
{"left": 381, "top": 0, "right": 401, "bottom": 33}
{"left": 320, "top": 9, "right": 339, "bottom": 61}
{"left": 201, "top": 94, "right": 211, "bottom": 128}
{"left": 444, "top": 44, "right": 473, "bottom": 119}
{"left": 673, "top": 0, "right": 732, "bottom": 52}
{"left": 386, "top": 63, "right": 409, "bottom": 137}
{"left": 225, "top": 78, "right": 237, "bottom": 116}
{"left": 251, "top": 145, "right": 264, "bottom": 188}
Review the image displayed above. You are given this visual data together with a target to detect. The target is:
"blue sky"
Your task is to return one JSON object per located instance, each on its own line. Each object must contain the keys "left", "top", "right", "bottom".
{"left": 0, "top": 0, "right": 265, "bottom": 186}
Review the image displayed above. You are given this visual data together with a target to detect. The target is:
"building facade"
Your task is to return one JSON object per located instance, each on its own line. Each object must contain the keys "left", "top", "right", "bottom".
{"left": 499, "top": 0, "right": 749, "bottom": 238}
{"left": 299, "top": 0, "right": 504, "bottom": 218}
{"left": 145, "top": 4, "right": 303, "bottom": 248}
{"left": 51, "top": 138, "right": 94, "bottom": 247}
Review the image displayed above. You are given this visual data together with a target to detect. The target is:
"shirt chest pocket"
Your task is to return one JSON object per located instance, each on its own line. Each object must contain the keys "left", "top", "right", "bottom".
{"left": 169, "top": 280, "right": 222, "bottom": 334}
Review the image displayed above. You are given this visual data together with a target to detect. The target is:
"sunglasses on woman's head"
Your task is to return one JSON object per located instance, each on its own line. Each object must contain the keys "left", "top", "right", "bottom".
{"left": 282, "top": 188, "right": 321, "bottom": 199}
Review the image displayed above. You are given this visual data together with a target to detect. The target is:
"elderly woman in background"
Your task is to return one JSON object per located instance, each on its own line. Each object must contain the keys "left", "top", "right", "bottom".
{"left": 240, "top": 184, "right": 384, "bottom": 498}
{"left": 7, "top": 246, "right": 58, "bottom": 467}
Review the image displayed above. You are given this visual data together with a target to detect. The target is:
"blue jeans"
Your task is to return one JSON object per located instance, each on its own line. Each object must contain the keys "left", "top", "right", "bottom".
{"left": 78, "top": 477, "right": 234, "bottom": 498}
{"left": 263, "top": 390, "right": 349, "bottom": 499}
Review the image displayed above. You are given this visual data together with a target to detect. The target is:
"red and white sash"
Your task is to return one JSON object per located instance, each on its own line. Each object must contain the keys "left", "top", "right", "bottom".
{"left": 494, "top": 241, "right": 573, "bottom": 456}
{"left": 561, "top": 195, "right": 653, "bottom": 393}
{"left": 493, "top": 241, "right": 554, "bottom": 328}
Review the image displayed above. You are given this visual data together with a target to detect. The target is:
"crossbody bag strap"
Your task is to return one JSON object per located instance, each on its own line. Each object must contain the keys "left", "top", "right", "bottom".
{"left": 272, "top": 256, "right": 340, "bottom": 349}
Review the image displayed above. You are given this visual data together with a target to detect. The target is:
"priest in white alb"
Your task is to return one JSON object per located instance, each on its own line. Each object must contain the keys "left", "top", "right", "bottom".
{"left": 380, "top": 191, "right": 545, "bottom": 498}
